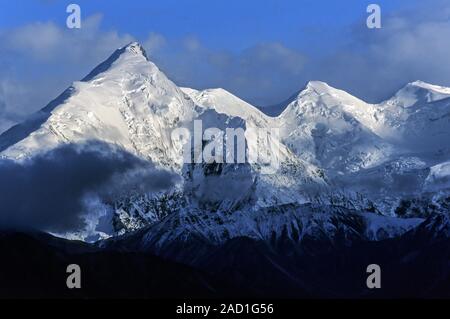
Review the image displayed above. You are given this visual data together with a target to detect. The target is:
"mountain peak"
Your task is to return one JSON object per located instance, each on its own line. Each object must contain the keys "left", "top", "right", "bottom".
{"left": 406, "top": 80, "right": 450, "bottom": 93}
{"left": 0, "top": 42, "right": 194, "bottom": 160}
{"left": 409, "top": 80, "right": 431, "bottom": 87}
{"left": 123, "top": 42, "right": 148, "bottom": 59}
{"left": 299, "top": 81, "right": 345, "bottom": 97}
{"left": 82, "top": 42, "right": 149, "bottom": 82}
{"left": 181, "top": 86, "right": 268, "bottom": 122}
{"left": 395, "top": 80, "right": 450, "bottom": 94}
{"left": 278, "top": 80, "right": 371, "bottom": 119}
{"left": 305, "top": 80, "right": 332, "bottom": 91}
{"left": 391, "top": 80, "right": 450, "bottom": 107}
{"left": 254, "top": 82, "right": 333, "bottom": 117}
{"left": 297, "top": 81, "right": 352, "bottom": 100}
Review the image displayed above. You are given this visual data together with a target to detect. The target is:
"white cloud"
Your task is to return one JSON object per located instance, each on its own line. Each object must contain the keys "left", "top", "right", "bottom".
{"left": 143, "top": 32, "right": 166, "bottom": 55}
{"left": 4, "top": 14, "right": 134, "bottom": 63}
{"left": 305, "top": 1, "right": 450, "bottom": 102}
{"left": 183, "top": 36, "right": 201, "bottom": 52}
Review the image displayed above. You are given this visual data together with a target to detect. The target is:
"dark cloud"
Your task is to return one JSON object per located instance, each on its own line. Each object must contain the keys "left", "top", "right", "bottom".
{"left": 0, "top": 142, "right": 178, "bottom": 233}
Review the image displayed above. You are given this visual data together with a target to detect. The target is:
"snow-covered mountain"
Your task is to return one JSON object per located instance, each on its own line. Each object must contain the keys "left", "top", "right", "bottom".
{"left": 1, "top": 42, "right": 449, "bottom": 242}
{"left": 0, "top": 43, "right": 197, "bottom": 169}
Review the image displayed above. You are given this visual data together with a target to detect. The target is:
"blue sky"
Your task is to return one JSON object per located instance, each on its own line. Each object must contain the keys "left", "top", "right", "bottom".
{"left": 0, "top": 0, "right": 416, "bottom": 52}
{"left": 1, "top": 0, "right": 450, "bottom": 132}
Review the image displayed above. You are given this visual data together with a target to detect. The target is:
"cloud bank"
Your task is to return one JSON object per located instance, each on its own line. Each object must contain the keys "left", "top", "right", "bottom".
{"left": 0, "top": 142, "right": 178, "bottom": 233}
